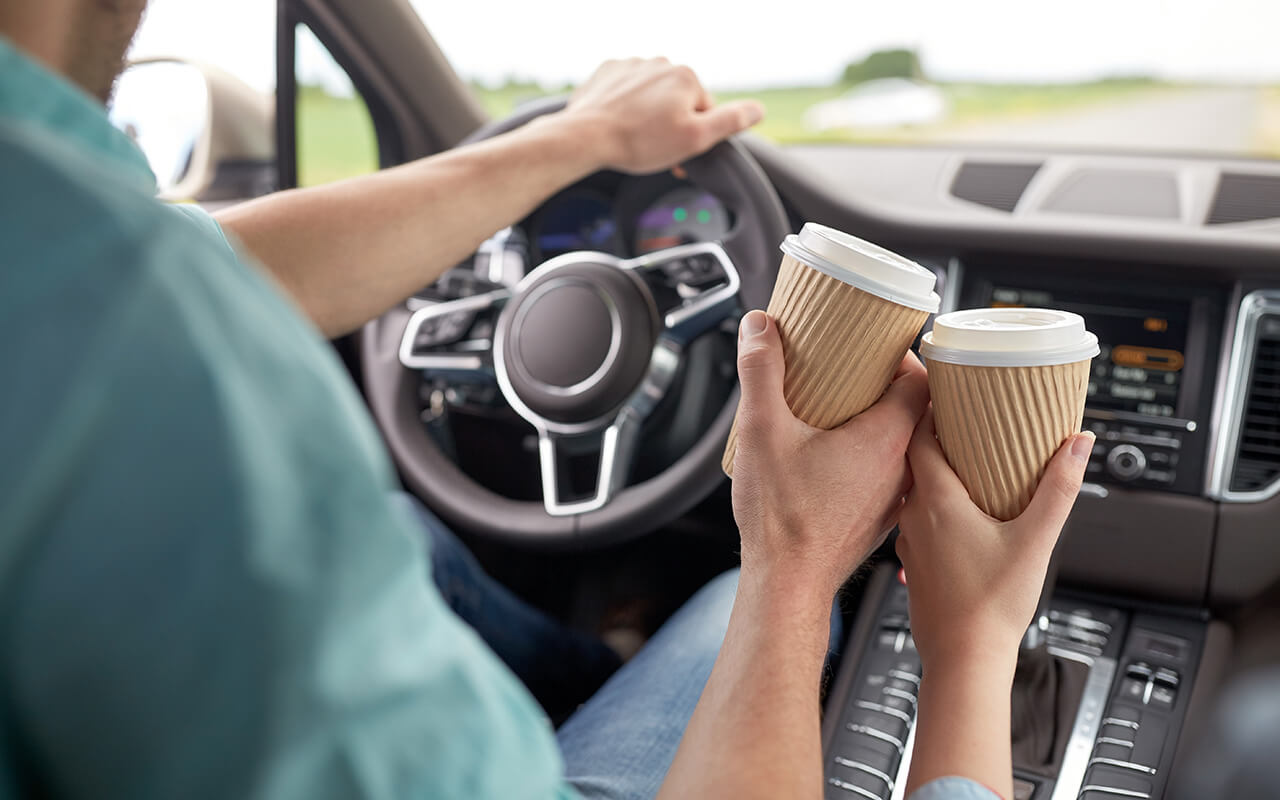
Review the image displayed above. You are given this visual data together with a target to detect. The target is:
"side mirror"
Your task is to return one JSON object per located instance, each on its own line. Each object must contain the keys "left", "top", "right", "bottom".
{"left": 109, "top": 59, "right": 275, "bottom": 202}
{"left": 110, "top": 60, "right": 208, "bottom": 196}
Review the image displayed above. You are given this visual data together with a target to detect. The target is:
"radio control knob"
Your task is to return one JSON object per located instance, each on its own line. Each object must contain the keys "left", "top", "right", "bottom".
{"left": 1107, "top": 444, "right": 1147, "bottom": 481}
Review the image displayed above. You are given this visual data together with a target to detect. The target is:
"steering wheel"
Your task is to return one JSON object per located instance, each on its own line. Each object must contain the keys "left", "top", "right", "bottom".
{"left": 361, "top": 99, "right": 789, "bottom": 549}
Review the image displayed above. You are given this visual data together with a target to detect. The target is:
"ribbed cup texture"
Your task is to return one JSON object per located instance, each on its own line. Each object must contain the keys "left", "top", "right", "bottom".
{"left": 926, "top": 359, "right": 1091, "bottom": 521}
{"left": 723, "top": 254, "right": 929, "bottom": 476}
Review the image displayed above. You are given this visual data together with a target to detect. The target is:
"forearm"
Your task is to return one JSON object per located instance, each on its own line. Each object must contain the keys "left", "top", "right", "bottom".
{"left": 906, "top": 654, "right": 1017, "bottom": 800}
{"left": 657, "top": 568, "right": 833, "bottom": 800}
{"left": 215, "top": 112, "right": 610, "bottom": 337}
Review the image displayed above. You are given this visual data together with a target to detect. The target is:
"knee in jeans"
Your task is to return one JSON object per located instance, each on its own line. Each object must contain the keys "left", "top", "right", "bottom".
{"left": 700, "top": 568, "right": 740, "bottom": 603}
{"left": 674, "top": 568, "right": 739, "bottom": 644}
{"left": 390, "top": 491, "right": 463, "bottom": 569}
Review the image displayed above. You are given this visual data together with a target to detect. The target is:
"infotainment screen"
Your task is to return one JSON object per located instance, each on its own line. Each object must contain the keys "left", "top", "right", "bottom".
{"left": 988, "top": 286, "right": 1191, "bottom": 418}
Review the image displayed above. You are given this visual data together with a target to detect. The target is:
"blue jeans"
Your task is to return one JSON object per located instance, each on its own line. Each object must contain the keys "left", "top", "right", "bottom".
{"left": 400, "top": 494, "right": 839, "bottom": 800}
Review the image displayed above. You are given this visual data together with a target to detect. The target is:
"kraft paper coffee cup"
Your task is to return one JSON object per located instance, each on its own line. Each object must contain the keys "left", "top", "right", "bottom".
{"left": 919, "top": 308, "right": 1100, "bottom": 521}
{"left": 723, "top": 223, "right": 940, "bottom": 477}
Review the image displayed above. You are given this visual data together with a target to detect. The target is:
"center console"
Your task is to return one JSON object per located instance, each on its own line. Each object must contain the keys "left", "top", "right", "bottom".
{"left": 822, "top": 567, "right": 1207, "bottom": 800}
{"left": 956, "top": 260, "right": 1227, "bottom": 498}
{"left": 818, "top": 256, "right": 1238, "bottom": 799}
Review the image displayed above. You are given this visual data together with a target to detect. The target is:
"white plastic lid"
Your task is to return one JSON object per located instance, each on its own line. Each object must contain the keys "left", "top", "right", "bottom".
{"left": 780, "top": 223, "right": 940, "bottom": 313}
{"left": 920, "top": 308, "right": 1100, "bottom": 367}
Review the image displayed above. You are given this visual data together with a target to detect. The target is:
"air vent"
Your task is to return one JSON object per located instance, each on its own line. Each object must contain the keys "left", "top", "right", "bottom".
{"left": 1230, "top": 328, "right": 1280, "bottom": 492}
{"left": 950, "top": 161, "right": 1042, "bottom": 212}
{"left": 1207, "top": 173, "right": 1280, "bottom": 225}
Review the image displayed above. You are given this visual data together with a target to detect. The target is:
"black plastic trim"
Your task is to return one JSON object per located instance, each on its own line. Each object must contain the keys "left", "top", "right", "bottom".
{"left": 1207, "top": 173, "right": 1280, "bottom": 225}
{"left": 950, "top": 160, "right": 1042, "bottom": 212}
{"left": 274, "top": 0, "right": 298, "bottom": 190}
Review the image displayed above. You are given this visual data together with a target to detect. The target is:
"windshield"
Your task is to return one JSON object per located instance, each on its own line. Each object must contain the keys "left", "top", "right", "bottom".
{"left": 415, "top": 0, "right": 1280, "bottom": 159}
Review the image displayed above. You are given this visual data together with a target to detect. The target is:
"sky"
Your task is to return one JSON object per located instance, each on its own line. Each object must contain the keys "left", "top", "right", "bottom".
{"left": 129, "top": 0, "right": 1280, "bottom": 93}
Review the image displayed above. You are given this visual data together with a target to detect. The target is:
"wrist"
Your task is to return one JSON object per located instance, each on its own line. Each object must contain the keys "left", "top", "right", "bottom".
{"left": 736, "top": 565, "right": 836, "bottom": 658}
{"left": 922, "top": 640, "right": 1019, "bottom": 686}
{"left": 528, "top": 109, "right": 618, "bottom": 174}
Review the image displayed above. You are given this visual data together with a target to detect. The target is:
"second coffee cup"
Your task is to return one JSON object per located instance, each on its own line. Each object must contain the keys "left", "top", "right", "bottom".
{"left": 919, "top": 308, "right": 1099, "bottom": 521}
{"left": 723, "top": 223, "right": 940, "bottom": 477}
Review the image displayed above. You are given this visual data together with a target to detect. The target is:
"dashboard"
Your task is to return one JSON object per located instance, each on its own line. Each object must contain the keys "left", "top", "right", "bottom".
{"left": 745, "top": 139, "right": 1280, "bottom": 608}
{"left": 402, "top": 138, "right": 1280, "bottom": 607}
{"left": 528, "top": 174, "right": 733, "bottom": 263}
{"left": 743, "top": 144, "right": 1280, "bottom": 798}
{"left": 416, "top": 173, "right": 735, "bottom": 306}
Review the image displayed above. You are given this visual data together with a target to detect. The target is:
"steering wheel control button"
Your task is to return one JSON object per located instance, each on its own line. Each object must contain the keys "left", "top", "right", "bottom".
{"left": 413, "top": 310, "right": 475, "bottom": 348}
{"left": 658, "top": 252, "right": 725, "bottom": 288}
{"left": 1107, "top": 444, "right": 1147, "bottom": 481}
{"left": 498, "top": 261, "right": 659, "bottom": 425}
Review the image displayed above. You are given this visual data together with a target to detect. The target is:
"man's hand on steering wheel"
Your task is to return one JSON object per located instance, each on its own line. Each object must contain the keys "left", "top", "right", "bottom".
{"left": 559, "top": 58, "right": 766, "bottom": 174}
{"left": 364, "top": 59, "right": 789, "bottom": 546}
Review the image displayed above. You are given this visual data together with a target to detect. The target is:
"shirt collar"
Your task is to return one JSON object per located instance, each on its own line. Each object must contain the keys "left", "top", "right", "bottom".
{"left": 0, "top": 36, "right": 156, "bottom": 194}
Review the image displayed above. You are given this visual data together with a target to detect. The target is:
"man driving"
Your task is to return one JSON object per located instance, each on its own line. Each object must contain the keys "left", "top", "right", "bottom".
{"left": 0, "top": 2, "right": 1089, "bottom": 799}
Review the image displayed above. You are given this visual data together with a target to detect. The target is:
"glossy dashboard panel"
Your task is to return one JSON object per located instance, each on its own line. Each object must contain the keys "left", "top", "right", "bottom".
{"left": 412, "top": 170, "right": 736, "bottom": 304}
{"left": 953, "top": 257, "right": 1228, "bottom": 498}
{"left": 524, "top": 171, "right": 734, "bottom": 264}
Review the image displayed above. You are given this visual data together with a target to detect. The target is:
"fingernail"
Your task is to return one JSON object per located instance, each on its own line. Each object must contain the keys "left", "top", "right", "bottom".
{"left": 746, "top": 103, "right": 765, "bottom": 126}
{"left": 1071, "top": 432, "right": 1096, "bottom": 461}
{"left": 739, "top": 310, "right": 767, "bottom": 340}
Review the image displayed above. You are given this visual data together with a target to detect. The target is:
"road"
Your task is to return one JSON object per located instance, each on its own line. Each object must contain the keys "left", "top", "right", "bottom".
{"left": 934, "top": 87, "right": 1262, "bottom": 153}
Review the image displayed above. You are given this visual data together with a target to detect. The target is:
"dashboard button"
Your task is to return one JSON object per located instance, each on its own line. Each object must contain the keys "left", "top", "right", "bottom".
{"left": 1120, "top": 677, "right": 1147, "bottom": 703}
{"left": 829, "top": 760, "right": 892, "bottom": 799}
{"left": 413, "top": 310, "right": 476, "bottom": 348}
{"left": 1149, "top": 685, "right": 1176, "bottom": 710}
{"left": 1153, "top": 668, "right": 1179, "bottom": 688}
{"left": 1107, "top": 445, "right": 1147, "bottom": 481}
{"left": 1094, "top": 742, "right": 1135, "bottom": 761}
{"left": 831, "top": 743, "right": 897, "bottom": 778}
{"left": 886, "top": 678, "right": 918, "bottom": 696}
{"left": 848, "top": 707, "right": 908, "bottom": 738}
{"left": 827, "top": 776, "right": 887, "bottom": 800}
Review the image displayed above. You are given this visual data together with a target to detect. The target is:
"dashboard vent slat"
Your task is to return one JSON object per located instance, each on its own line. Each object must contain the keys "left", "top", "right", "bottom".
{"left": 950, "top": 161, "right": 1042, "bottom": 213}
{"left": 1230, "top": 333, "right": 1280, "bottom": 493}
{"left": 1207, "top": 173, "right": 1280, "bottom": 225}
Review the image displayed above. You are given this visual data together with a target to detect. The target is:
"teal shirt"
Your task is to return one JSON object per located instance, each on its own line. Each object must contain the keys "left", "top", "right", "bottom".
{"left": 0, "top": 39, "right": 573, "bottom": 799}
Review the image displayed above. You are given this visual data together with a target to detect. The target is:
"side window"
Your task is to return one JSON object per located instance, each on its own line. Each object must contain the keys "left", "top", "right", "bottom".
{"left": 126, "top": 3, "right": 381, "bottom": 199}
{"left": 294, "top": 25, "right": 380, "bottom": 187}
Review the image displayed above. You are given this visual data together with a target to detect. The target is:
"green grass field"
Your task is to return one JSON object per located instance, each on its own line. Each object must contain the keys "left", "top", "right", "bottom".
{"left": 296, "top": 85, "right": 379, "bottom": 186}
{"left": 294, "top": 81, "right": 1280, "bottom": 185}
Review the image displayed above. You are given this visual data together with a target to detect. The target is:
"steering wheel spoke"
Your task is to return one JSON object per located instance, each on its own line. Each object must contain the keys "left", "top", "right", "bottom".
{"left": 537, "top": 419, "right": 637, "bottom": 517}
{"left": 533, "top": 338, "right": 682, "bottom": 516}
{"left": 625, "top": 242, "right": 741, "bottom": 344}
{"left": 398, "top": 289, "right": 511, "bottom": 381}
